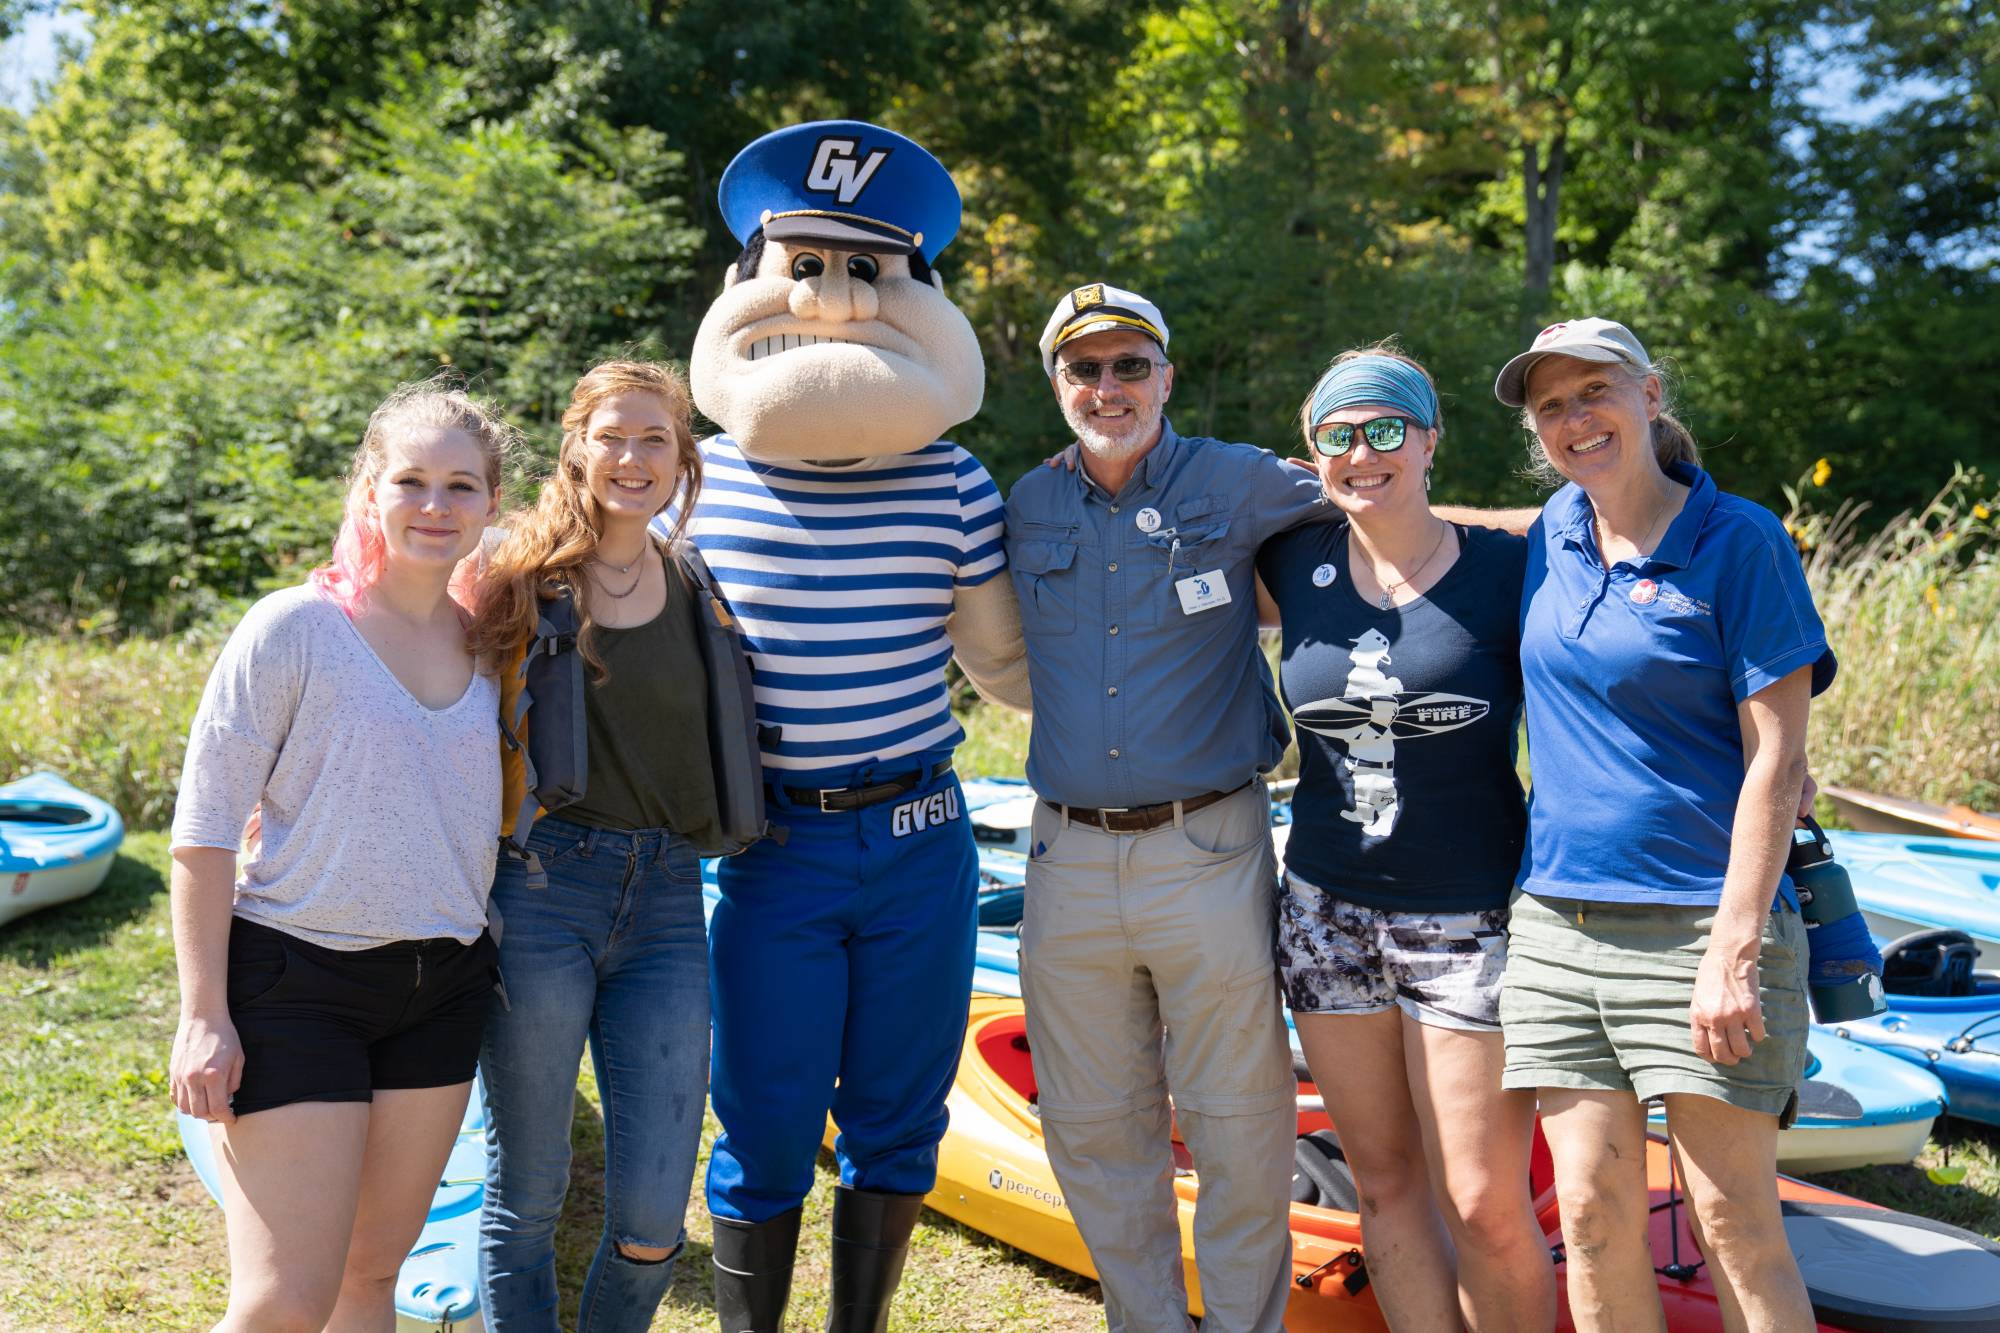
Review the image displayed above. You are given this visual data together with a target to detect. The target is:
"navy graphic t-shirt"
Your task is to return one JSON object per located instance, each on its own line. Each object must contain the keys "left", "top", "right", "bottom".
{"left": 1257, "top": 522, "right": 1528, "bottom": 912}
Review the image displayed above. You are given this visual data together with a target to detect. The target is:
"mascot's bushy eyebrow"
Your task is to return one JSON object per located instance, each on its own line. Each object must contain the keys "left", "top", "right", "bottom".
{"left": 661, "top": 118, "right": 1029, "bottom": 1333}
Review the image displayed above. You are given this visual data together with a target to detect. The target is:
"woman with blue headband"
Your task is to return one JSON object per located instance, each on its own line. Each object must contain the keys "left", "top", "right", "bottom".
{"left": 1254, "top": 344, "right": 1554, "bottom": 1331}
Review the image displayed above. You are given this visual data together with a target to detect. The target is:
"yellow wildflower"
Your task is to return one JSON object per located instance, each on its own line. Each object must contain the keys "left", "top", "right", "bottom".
{"left": 1925, "top": 584, "right": 1941, "bottom": 615}
{"left": 1976, "top": 503, "right": 1992, "bottom": 522}
{"left": 1812, "top": 458, "right": 1832, "bottom": 487}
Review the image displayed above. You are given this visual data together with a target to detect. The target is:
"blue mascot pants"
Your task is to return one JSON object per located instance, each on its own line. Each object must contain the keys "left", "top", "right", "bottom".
{"left": 706, "top": 762, "right": 977, "bottom": 1223}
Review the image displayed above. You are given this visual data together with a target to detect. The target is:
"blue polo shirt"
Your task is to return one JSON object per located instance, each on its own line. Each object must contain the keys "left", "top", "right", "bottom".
{"left": 1518, "top": 462, "right": 1837, "bottom": 908}
{"left": 1005, "top": 421, "right": 1329, "bottom": 808}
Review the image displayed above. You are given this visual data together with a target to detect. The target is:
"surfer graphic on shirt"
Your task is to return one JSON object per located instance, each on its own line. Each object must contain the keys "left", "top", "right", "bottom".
{"left": 1294, "top": 627, "right": 1493, "bottom": 839}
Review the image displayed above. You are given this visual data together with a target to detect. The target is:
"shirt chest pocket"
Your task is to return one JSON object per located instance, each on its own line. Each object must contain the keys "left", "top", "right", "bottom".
{"left": 1011, "top": 536, "right": 1080, "bottom": 636}
{"left": 1130, "top": 497, "right": 1234, "bottom": 626}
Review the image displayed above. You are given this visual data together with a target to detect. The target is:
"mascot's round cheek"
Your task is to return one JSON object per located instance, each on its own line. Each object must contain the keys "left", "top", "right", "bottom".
{"left": 692, "top": 275, "right": 984, "bottom": 461}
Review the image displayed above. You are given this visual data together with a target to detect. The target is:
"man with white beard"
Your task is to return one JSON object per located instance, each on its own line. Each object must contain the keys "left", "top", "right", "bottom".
{"left": 1002, "top": 285, "right": 1331, "bottom": 1332}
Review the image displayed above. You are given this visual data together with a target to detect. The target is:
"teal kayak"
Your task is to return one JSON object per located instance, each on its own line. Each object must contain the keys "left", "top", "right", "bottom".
{"left": 177, "top": 1078, "right": 485, "bottom": 1330}
{"left": 1829, "top": 830, "right": 2000, "bottom": 969}
{"left": 0, "top": 771, "right": 124, "bottom": 929}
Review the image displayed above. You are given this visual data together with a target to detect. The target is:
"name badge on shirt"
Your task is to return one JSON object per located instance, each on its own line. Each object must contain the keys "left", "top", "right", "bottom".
{"left": 1176, "top": 570, "right": 1233, "bottom": 615}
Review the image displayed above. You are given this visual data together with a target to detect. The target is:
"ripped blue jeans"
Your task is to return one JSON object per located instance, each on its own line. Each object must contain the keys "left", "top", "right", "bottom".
{"left": 478, "top": 815, "right": 709, "bottom": 1333}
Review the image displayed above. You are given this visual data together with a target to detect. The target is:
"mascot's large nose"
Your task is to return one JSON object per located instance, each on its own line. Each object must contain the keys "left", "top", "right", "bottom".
{"left": 790, "top": 271, "right": 880, "bottom": 324}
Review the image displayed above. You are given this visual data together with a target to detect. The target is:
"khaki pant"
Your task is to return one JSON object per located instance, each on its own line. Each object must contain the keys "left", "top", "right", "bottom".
{"left": 1020, "top": 783, "right": 1295, "bottom": 1333}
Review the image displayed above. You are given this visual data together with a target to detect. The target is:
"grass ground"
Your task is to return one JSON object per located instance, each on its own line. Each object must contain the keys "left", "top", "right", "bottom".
{"left": 0, "top": 835, "right": 1104, "bottom": 1332}
{"left": 11, "top": 838, "right": 2000, "bottom": 1332}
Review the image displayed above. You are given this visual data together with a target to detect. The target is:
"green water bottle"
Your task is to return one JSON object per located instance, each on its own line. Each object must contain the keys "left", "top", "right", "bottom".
{"left": 1789, "top": 817, "right": 1886, "bottom": 1023}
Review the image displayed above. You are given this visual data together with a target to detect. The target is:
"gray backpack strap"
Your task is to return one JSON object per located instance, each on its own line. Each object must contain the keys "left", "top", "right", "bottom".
{"left": 524, "top": 588, "right": 588, "bottom": 813}
{"left": 496, "top": 584, "right": 588, "bottom": 889}
{"left": 675, "top": 541, "right": 774, "bottom": 854}
{"left": 498, "top": 657, "right": 547, "bottom": 891}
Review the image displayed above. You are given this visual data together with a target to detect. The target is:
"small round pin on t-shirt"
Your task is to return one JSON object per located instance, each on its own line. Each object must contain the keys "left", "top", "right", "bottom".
{"left": 1312, "top": 563, "right": 1337, "bottom": 588}
{"left": 1631, "top": 579, "right": 1659, "bottom": 604}
{"left": 1135, "top": 507, "right": 1162, "bottom": 534}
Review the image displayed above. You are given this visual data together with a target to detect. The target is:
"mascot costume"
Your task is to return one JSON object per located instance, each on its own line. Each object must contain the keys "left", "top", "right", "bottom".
{"left": 670, "top": 120, "right": 1029, "bottom": 1333}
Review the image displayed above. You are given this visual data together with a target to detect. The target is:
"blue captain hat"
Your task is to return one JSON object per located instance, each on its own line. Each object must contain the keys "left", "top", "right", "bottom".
{"left": 717, "top": 120, "right": 961, "bottom": 265}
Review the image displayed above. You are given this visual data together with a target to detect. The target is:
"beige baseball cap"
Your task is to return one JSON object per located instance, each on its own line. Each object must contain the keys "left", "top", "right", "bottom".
{"left": 1038, "top": 284, "right": 1169, "bottom": 377}
{"left": 1494, "top": 318, "right": 1651, "bottom": 406}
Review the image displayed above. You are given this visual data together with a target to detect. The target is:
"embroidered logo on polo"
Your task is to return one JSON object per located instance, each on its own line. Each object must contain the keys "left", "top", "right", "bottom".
{"left": 1631, "top": 579, "right": 1712, "bottom": 617}
{"left": 1292, "top": 628, "right": 1491, "bottom": 838}
{"left": 804, "top": 137, "right": 891, "bottom": 204}
{"left": 890, "top": 786, "right": 961, "bottom": 838}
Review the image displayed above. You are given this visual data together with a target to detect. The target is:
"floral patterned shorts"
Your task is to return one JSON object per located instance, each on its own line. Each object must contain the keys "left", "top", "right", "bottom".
{"left": 1278, "top": 871, "right": 1509, "bottom": 1031}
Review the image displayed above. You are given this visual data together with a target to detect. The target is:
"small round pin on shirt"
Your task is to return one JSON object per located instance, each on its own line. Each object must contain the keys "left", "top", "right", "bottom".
{"left": 1135, "top": 507, "right": 1162, "bottom": 534}
{"left": 1312, "top": 563, "right": 1337, "bottom": 588}
{"left": 1631, "top": 579, "right": 1659, "bottom": 605}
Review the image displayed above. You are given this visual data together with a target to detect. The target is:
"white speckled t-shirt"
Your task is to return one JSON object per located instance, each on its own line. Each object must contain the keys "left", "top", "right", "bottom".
{"left": 170, "top": 583, "right": 500, "bottom": 949}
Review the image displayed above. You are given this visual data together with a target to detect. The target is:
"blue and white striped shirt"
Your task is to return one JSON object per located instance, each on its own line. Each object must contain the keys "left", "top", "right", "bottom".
{"left": 669, "top": 435, "right": 1006, "bottom": 786}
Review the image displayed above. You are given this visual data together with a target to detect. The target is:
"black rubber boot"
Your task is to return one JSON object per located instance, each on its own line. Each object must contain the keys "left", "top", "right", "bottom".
{"left": 711, "top": 1205, "right": 803, "bottom": 1333}
{"left": 824, "top": 1186, "right": 926, "bottom": 1333}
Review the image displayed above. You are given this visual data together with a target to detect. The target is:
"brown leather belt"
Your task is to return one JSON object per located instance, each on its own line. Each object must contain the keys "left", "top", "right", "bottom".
{"left": 780, "top": 759, "right": 954, "bottom": 813}
{"left": 1044, "top": 783, "right": 1244, "bottom": 833}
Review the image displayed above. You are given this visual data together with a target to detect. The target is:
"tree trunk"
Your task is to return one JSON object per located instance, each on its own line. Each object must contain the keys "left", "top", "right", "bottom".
{"left": 1523, "top": 129, "right": 1567, "bottom": 327}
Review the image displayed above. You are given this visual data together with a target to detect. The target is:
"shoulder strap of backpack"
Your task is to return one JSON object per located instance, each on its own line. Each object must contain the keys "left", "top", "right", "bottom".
{"left": 496, "top": 583, "right": 582, "bottom": 889}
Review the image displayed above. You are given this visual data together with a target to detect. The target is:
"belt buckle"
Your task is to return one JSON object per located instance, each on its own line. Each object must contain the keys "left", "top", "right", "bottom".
{"left": 818, "top": 787, "right": 847, "bottom": 814}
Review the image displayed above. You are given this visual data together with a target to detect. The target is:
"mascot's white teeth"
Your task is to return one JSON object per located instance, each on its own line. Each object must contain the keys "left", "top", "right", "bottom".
{"left": 748, "top": 334, "right": 851, "bottom": 361}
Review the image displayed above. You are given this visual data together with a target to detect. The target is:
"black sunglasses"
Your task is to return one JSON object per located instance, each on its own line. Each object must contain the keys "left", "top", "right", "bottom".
{"left": 1311, "top": 416, "right": 1415, "bottom": 457}
{"left": 1058, "top": 356, "right": 1159, "bottom": 386}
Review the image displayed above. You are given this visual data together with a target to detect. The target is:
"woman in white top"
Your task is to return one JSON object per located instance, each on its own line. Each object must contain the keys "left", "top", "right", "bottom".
{"left": 168, "top": 381, "right": 514, "bottom": 1332}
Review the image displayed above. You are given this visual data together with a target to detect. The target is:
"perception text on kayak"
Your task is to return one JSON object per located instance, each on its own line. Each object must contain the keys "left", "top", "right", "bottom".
{"left": 988, "top": 1168, "right": 1066, "bottom": 1211}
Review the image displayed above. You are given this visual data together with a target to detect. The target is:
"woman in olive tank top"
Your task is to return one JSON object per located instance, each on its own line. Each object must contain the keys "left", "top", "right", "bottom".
{"left": 467, "top": 362, "right": 733, "bottom": 1333}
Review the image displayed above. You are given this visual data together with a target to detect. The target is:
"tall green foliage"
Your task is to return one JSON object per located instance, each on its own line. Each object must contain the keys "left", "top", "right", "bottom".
{"left": 1, "top": 0, "right": 1994, "bottom": 627}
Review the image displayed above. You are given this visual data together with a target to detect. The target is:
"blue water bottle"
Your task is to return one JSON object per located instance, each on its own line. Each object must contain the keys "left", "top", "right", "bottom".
{"left": 1788, "top": 816, "right": 1886, "bottom": 1022}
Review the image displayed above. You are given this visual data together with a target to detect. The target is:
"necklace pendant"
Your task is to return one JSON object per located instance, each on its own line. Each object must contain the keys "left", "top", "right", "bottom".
{"left": 1378, "top": 591, "right": 1392, "bottom": 610}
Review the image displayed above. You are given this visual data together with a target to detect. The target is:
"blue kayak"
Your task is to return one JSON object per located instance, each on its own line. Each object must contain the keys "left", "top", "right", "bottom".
{"left": 1829, "top": 979, "right": 2000, "bottom": 1127}
{"left": 0, "top": 771, "right": 124, "bottom": 928}
{"left": 1829, "top": 830, "right": 2000, "bottom": 970}
{"left": 177, "top": 1078, "right": 486, "bottom": 1330}
{"left": 1777, "top": 831, "right": 2000, "bottom": 1127}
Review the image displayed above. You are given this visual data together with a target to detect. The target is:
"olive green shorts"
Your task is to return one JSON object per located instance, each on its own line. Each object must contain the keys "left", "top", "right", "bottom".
{"left": 1499, "top": 892, "right": 1809, "bottom": 1117}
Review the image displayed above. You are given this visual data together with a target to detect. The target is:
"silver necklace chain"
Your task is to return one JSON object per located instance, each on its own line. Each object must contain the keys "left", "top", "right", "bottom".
{"left": 592, "top": 555, "right": 644, "bottom": 600}
{"left": 1357, "top": 522, "right": 1450, "bottom": 610}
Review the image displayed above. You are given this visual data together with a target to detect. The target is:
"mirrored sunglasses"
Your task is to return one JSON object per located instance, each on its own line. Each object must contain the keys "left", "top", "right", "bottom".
{"left": 1311, "top": 416, "right": 1413, "bottom": 457}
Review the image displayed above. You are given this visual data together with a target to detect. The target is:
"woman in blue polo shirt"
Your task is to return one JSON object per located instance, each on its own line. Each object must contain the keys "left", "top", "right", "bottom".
{"left": 1256, "top": 347, "right": 1555, "bottom": 1331}
{"left": 1496, "top": 318, "right": 1836, "bottom": 1329}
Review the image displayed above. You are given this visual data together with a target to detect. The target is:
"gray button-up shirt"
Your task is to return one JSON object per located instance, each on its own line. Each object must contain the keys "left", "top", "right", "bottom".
{"left": 1005, "top": 420, "right": 1328, "bottom": 808}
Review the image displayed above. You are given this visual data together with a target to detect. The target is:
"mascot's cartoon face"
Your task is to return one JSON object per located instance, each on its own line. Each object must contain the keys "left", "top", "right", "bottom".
{"left": 690, "top": 121, "right": 984, "bottom": 461}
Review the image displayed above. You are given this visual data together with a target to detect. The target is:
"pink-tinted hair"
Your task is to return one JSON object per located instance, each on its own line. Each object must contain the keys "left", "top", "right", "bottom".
{"left": 309, "top": 379, "right": 517, "bottom": 616}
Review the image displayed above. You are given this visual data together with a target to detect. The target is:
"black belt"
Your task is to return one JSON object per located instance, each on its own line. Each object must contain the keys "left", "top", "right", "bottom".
{"left": 779, "top": 759, "right": 954, "bottom": 813}
{"left": 1045, "top": 782, "right": 1247, "bottom": 833}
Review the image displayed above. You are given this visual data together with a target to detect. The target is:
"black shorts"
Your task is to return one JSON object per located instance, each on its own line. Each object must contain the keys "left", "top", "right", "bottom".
{"left": 226, "top": 916, "right": 497, "bottom": 1117}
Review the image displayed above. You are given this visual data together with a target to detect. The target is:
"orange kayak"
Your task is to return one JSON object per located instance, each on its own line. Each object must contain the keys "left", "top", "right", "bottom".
{"left": 868, "top": 996, "right": 2000, "bottom": 1332}
{"left": 1823, "top": 784, "right": 2000, "bottom": 841}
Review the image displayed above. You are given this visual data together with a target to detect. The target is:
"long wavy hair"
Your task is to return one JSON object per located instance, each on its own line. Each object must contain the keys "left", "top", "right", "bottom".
{"left": 309, "top": 378, "right": 517, "bottom": 617}
{"left": 467, "top": 361, "right": 700, "bottom": 680}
